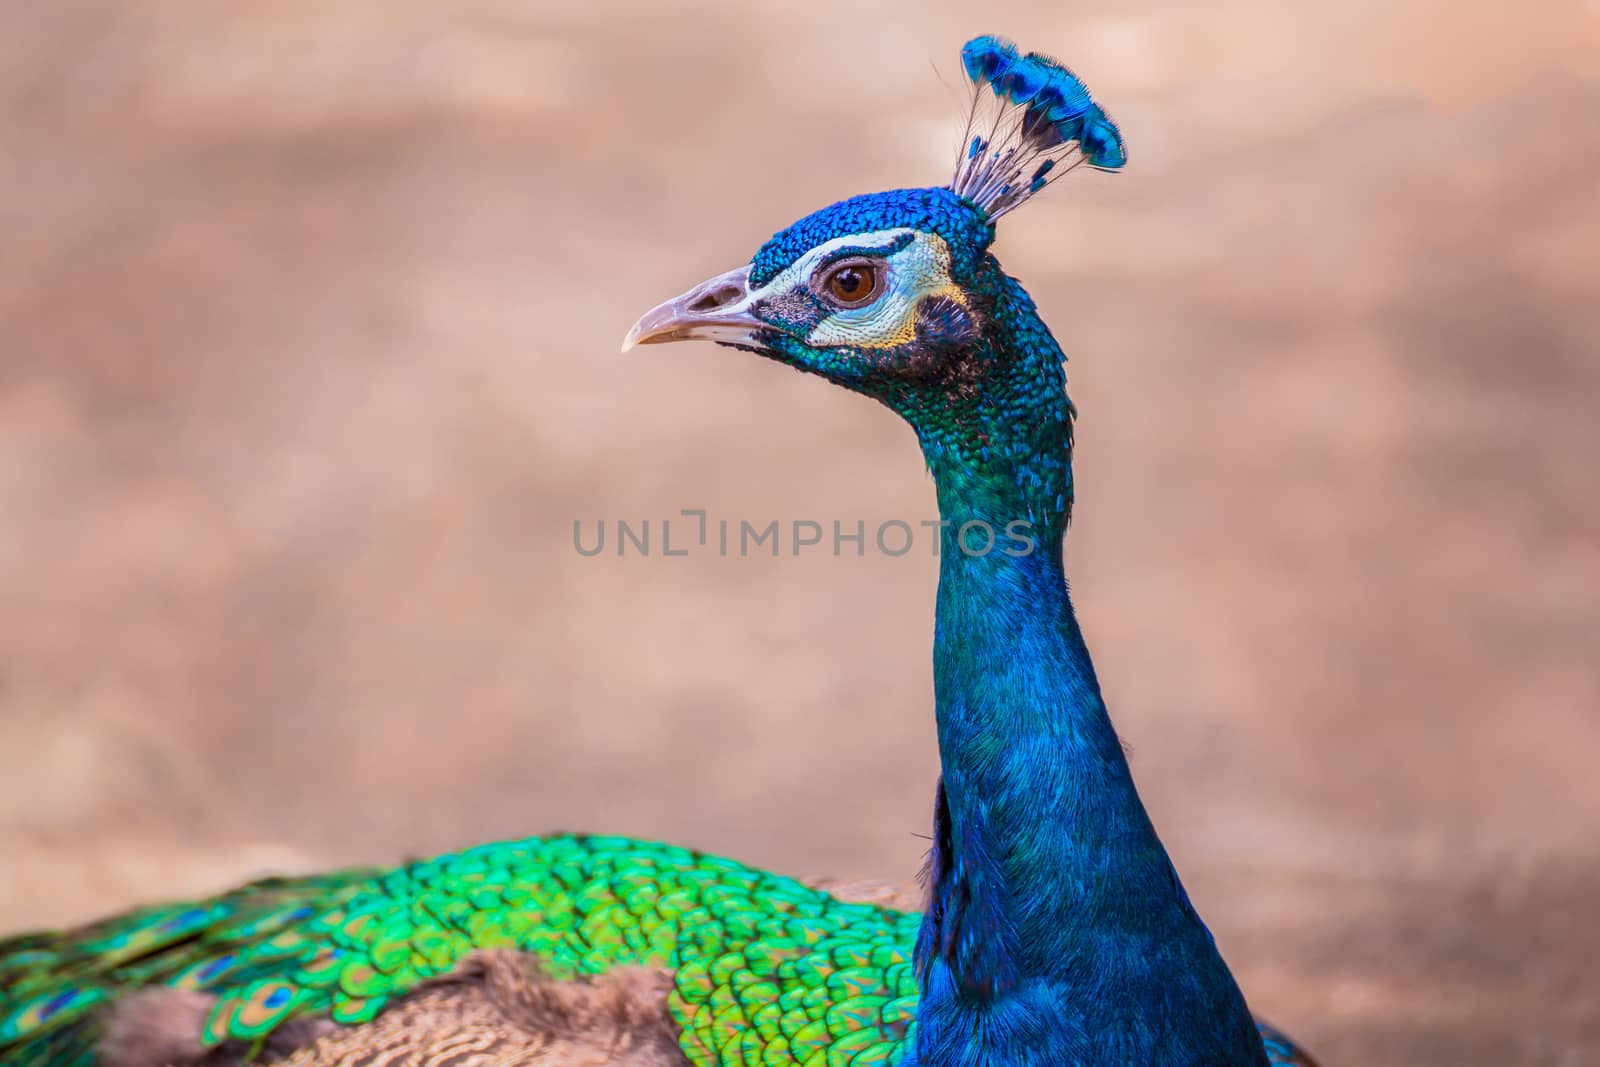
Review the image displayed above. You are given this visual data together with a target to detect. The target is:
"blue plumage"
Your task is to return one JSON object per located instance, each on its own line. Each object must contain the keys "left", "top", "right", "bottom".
{"left": 750, "top": 187, "right": 994, "bottom": 287}
{"left": 959, "top": 34, "right": 1019, "bottom": 84}
{"left": 952, "top": 35, "right": 1126, "bottom": 220}
{"left": 1080, "top": 108, "right": 1128, "bottom": 168}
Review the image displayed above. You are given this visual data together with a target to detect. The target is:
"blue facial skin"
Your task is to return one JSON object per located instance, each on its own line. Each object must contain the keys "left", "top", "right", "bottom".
{"left": 730, "top": 186, "right": 1273, "bottom": 1066}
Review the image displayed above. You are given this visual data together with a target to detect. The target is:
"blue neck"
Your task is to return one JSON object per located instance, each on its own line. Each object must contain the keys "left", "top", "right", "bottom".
{"left": 905, "top": 277, "right": 1268, "bottom": 1066}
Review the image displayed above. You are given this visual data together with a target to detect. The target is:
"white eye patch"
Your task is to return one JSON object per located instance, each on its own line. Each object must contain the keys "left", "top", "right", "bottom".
{"left": 750, "top": 229, "right": 967, "bottom": 351}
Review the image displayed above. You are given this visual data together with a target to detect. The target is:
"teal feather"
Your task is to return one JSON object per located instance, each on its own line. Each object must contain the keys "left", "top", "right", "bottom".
{"left": 953, "top": 35, "right": 1126, "bottom": 220}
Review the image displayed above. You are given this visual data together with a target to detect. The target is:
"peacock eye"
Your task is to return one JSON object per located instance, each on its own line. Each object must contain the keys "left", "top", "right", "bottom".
{"left": 819, "top": 260, "right": 882, "bottom": 308}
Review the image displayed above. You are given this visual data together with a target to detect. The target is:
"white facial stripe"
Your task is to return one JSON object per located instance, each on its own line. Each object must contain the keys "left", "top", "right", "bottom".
{"left": 747, "top": 228, "right": 921, "bottom": 301}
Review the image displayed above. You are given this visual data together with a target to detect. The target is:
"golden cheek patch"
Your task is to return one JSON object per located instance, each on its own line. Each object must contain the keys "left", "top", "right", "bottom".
{"left": 803, "top": 234, "right": 967, "bottom": 351}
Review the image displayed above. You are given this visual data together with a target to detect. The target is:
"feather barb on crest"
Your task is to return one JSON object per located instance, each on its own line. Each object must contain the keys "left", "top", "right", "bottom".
{"left": 950, "top": 35, "right": 1126, "bottom": 221}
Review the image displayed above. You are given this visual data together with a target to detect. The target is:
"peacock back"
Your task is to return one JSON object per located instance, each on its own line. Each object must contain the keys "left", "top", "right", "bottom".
{"left": 0, "top": 834, "right": 922, "bottom": 1067}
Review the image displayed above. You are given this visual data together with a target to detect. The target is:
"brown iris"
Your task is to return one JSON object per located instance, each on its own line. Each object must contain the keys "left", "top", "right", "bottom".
{"left": 820, "top": 260, "right": 881, "bottom": 307}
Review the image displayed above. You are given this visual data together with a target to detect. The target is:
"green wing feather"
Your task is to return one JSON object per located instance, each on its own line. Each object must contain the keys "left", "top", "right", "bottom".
{"left": 0, "top": 834, "right": 921, "bottom": 1067}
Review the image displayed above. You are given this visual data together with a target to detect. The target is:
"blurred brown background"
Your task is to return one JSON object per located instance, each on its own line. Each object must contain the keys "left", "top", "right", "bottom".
{"left": 2, "top": 1, "right": 1597, "bottom": 1063}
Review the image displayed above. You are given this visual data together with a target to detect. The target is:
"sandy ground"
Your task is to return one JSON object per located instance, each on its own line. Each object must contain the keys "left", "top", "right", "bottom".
{"left": 1, "top": 1, "right": 1597, "bottom": 1063}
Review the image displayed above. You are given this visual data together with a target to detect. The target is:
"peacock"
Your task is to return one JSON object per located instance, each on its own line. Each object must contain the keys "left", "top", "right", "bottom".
{"left": 0, "top": 35, "right": 1318, "bottom": 1067}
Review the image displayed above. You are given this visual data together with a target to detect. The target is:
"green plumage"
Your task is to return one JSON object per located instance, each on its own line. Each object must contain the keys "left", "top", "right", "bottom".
{"left": 0, "top": 834, "right": 922, "bottom": 1066}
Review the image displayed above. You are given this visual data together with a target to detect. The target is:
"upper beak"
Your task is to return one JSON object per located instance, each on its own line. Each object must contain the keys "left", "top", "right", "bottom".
{"left": 621, "top": 265, "right": 763, "bottom": 352}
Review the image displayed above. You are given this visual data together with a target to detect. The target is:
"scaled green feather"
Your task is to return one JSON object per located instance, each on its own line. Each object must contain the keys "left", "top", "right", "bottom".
{"left": 0, "top": 834, "right": 921, "bottom": 1067}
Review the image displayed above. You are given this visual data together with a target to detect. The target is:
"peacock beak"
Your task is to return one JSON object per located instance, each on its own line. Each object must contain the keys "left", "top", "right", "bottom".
{"left": 621, "top": 265, "right": 765, "bottom": 351}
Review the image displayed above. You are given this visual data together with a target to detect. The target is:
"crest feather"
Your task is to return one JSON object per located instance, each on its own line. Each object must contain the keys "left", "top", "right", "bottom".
{"left": 950, "top": 35, "right": 1126, "bottom": 221}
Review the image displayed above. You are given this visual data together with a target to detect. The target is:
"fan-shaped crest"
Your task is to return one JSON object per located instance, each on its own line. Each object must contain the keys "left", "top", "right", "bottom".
{"left": 950, "top": 35, "right": 1126, "bottom": 221}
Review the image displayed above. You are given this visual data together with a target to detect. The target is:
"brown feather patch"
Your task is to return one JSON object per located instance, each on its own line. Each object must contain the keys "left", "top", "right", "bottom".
{"left": 97, "top": 952, "right": 684, "bottom": 1067}
{"left": 100, "top": 988, "right": 336, "bottom": 1067}
{"left": 276, "top": 950, "right": 687, "bottom": 1067}
{"left": 100, "top": 988, "right": 213, "bottom": 1067}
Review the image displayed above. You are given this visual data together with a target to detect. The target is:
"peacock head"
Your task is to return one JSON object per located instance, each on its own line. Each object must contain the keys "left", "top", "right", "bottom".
{"left": 623, "top": 35, "right": 1123, "bottom": 505}
{"left": 625, "top": 186, "right": 999, "bottom": 386}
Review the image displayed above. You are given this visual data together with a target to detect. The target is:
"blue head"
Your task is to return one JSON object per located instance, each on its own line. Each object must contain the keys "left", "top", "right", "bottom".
{"left": 624, "top": 186, "right": 1000, "bottom": 397}
{"left": 623, "top": 37, "right": 1125, "bottom": 532}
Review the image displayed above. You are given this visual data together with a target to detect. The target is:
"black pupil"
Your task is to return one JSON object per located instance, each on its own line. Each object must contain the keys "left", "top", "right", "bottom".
{"left": 834, "top": 267, "right": 866, "bottom": 297}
